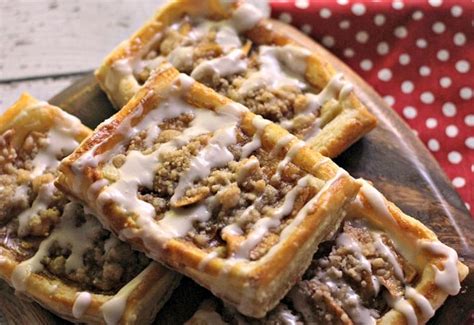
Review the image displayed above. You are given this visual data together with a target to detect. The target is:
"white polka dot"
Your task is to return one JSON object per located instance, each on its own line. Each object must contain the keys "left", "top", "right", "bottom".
{"left": 412, "top": 10, "right": 424, "bottom": 20}
{"left": 446, "top": 125, "right": 459, "bottom": 138}
{"left": 451, "top": 5, "right": 463, "bottom": 17}
{"left": 374, "top": 14, "right": 386, "bottom": 26}
{"left": 301, "top": 24, "right": 312, "bottom": 34}
{"left": 440, "top": 76, "right": 452, "bottom": 88}
{"left": 419, "top": 66, "right": 431, "bottom": 76}
{"left": 412, "top": 129, "right": 419, "bottom": 137}
{"left": 295, "top": 0, "right": 310, "bottom": 9}
{"left": 432, "top": 21, "right": 446, "bottom": 34}
{"left": 394, "top": 26, "right": 408, "bottom": 38}
{"left": 399, "top": 53, "right": 410, "bottom": 65}
{"left": 339, "top": 20, "right": 350, "bottom": 29}
{"left": 436, "top": 49, "right": 450, "bottom": 61}
{"left": 320, "top": 8, "right": 332, "bottom": 18}
{"left": 392, "top": 0, "right": 404, "bottom": 10}
{"left": 322, "top": 35, "right": 335, "bottom": 48}
{"left": 452, "top": 177, "right": 466, "bottom": 188}
{"left": 428, "top": 139, "right": 440, "bottom": 151}
{"left": 460, "top": 87, "right": 473, "bottom": 100}
{"left": 403, "top": 106, "right": 417, "bottom": 119}
{"left": 376, "top": 42, "right": 390, "bottom": 55}
{"left": 351, "top": 3, "right": 366, "bottom": 16}
{"left": 384, "top": 95, "right": 395, "bottom": 106}
{"left": 448, "top": 151, "right": 462, "bottom": 164}
{"left": 441, "top": 102, "right": 456, "bottom": 117}
{"left": 360, "top": 59, "right": 373, "bottom": 71}
{"left": 279, "top": 12, "right": 292, "bottom": 23}
{"left": 465, "top": 114, "right": 474, "bottom": 126}
{"left": 466, "top": 203, "right": 471, "bottom": 211}
{"left": 416, "top": 38, "right": 428, "bottom": 48}
{"left": 428, "top": 0, "right": 443, "bottom": 7}
{"left": 465, "top": 137, "right": 474, "bottom": 149}
{"left": 454, "top": 32, "right": 466, "bottom": 46}
{"left": 356, "top": 31, "right": 369, "bottom": 43}
{"left": 426, "top": 118, "right": 438, "bottom": 129}
{"left": 420, "top": 91, "right": 435, "bottom": 104}
{"left": 378, "top": 68, "right": 392, "bottom": 81}
{"left": 455, "top": 60, "right": 470, "bottom": 73}
{"left": 343, "top": 48, "right": 355, "bottom": 58}
{"left": 401, "top": 81, "right": 414, "bottom": 94}
{"left": 337, "top": 0, "right": 349, "bottom": 4}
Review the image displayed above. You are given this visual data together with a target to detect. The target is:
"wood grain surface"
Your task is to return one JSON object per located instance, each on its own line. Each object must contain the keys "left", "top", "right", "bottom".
{"left": 0, "top": 20, "right": 472, "bottom": 325}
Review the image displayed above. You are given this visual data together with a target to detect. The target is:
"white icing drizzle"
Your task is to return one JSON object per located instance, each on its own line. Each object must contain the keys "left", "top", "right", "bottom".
{"left": 269, "top": 134, "right": 294, "bottom": 158}
{"left": 419, "top": 239, "right": 461, "bottom": 295}
{"left": 336, "top": 232, "right": 380, "bottom": 295}
{"left": 215, "top": 25, "right": 242, "bottom": 50}
{"left": 271, "top": 140, "right": 305, "bottom": 182}
{"left": 279, "top": 73, "right": 353, "bottom": 141}
{"left": 13, "top": 184, "right": 29, "bottom": 203}
{"left": 302, "top": 117, "right": 321, "bottom": 141}
{"left": 240, "top": 115, "right": 271, "bottom": 158}
{"left": 12, "top": 202, "right": 103, "bottom": 291}
{"left": 405, "top": 286, "right": 435, "bottom": 319}
{"left": 236, "top": 156, "right": 259, "bottom": 183}
{"left": 385, "top": 293, "right": 417, "bottom": 325}
{"left": 230, "top": 2, "right": 265, "bottom": 32}
{"left": 198, "top": 251, "right": 219, "bottom": 271}
{"left": 359, "top": 180, "right": 396, "bottom": 226}
{"left": 171, "top": 125, "right": 238, "bottom": 205}
{"left": 234, "top": 175, "right": 318, "bottom": 259}
{"left": 371, "top": 232, "right": 404, "bottom": 280}
{"left": 29, "top": 108, "right": 83, "bottom": 177}
{"left": 167, "top": 47, "right": 194, "bottom": 70}
{"left": 301, "top": 73, "right": 348, "bottom": 116}
{"left": 324, "top": 278, "right": 376, "bottom": 325}
{"left": 106, "top": 2, "right": 265, "bottom": 101}
{"left": 239, "top": 45, "right": 311, "bottom": 95}
{"left": 72, "top": 291, "right": 92, "bottom": 319}
{"left": 191, "top": 49, "right": 248, "bottom": 82}
{"left": 264, "top": 169, "right": 348, "bottom": 258}
{"left": 158, "top": 202, "right": 212, "bottom": 238}
{"left": 312, "top": 156, "right": 331, "bottom": 171}
{"left": 278, "top": 308, "right": 300, "bottom": 325}
{"left": 17, "top": 181, "right": 56, "bottom": 237}
{"left": 101, "top": 263, "right": 154, "bottom": 325}
{"left": 95, "top": 75, "right": 246, "bottom": 252}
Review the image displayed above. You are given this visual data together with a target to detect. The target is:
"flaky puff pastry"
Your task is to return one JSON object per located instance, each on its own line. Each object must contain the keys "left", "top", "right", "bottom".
{"left": 348, "top": 180, "right": 468, "bottom": 324}
{"left": 95, "top": 0, "right": 376, "bottom": 159}
{"left": 0, "top": 94, "right": 180, "bottom": 324}
{"left": 58, "top": 65, "right": 360, "bottom": 318}
{"left": 185, "top": 180, "right": 468, "bottom": 324}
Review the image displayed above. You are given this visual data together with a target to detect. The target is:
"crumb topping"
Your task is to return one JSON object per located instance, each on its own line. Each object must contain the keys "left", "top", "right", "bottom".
{"left": 102, "top": 107, "right": 323, "bottom": 262}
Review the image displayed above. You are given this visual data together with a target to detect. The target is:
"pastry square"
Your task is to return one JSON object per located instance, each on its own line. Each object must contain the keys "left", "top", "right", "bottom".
{"left": 185, "top": 180, "right": 469, "bottom": 324}
{"left": 58, "top": 66, "right": 361, "bottom": 317}
{"left": 95, "top": 0, "right": 376, "bottom": 158}
{"left": 0, "top": 94, "right": 180, "bottom": 324}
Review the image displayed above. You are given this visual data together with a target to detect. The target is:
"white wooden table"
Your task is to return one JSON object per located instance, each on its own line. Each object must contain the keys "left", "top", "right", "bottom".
{"left": 0, "top": 0, "right": 167, "bottom": 113}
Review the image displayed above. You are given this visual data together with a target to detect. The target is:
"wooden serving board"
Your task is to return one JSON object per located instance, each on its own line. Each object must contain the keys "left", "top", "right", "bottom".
{"left": 1, "top": 20, "right": 473, "bottom": 325}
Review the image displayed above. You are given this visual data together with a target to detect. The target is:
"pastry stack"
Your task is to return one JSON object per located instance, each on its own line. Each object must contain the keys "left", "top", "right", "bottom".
{"left": 0, "top": 1, "right": 468, "bottom": 324}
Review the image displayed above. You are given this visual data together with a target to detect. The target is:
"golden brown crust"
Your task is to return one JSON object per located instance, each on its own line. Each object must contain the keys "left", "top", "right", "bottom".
{"left": 95, "top": 0, "right": 376, "bottom": 158}
{"left": 59, "top": 65, "right": 360, "bottom": 318}
{"left": 348, "top": 181, "right": 469, "bottom": 325}
{"left": 0, "top": 94, "right": 181, "bottom": 324}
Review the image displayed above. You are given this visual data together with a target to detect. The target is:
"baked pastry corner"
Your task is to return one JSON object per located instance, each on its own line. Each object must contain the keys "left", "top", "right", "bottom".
{"left": 59, "top": 65, "right": 360, "bottom": 317}
{"left": 0, "top": 93, "right": 180, "bottom": 324}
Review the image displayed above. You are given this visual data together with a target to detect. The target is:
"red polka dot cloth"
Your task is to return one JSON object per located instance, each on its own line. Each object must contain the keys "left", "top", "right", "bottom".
{"left": 270, "top": 0, "right": 473, "bottom": 215}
